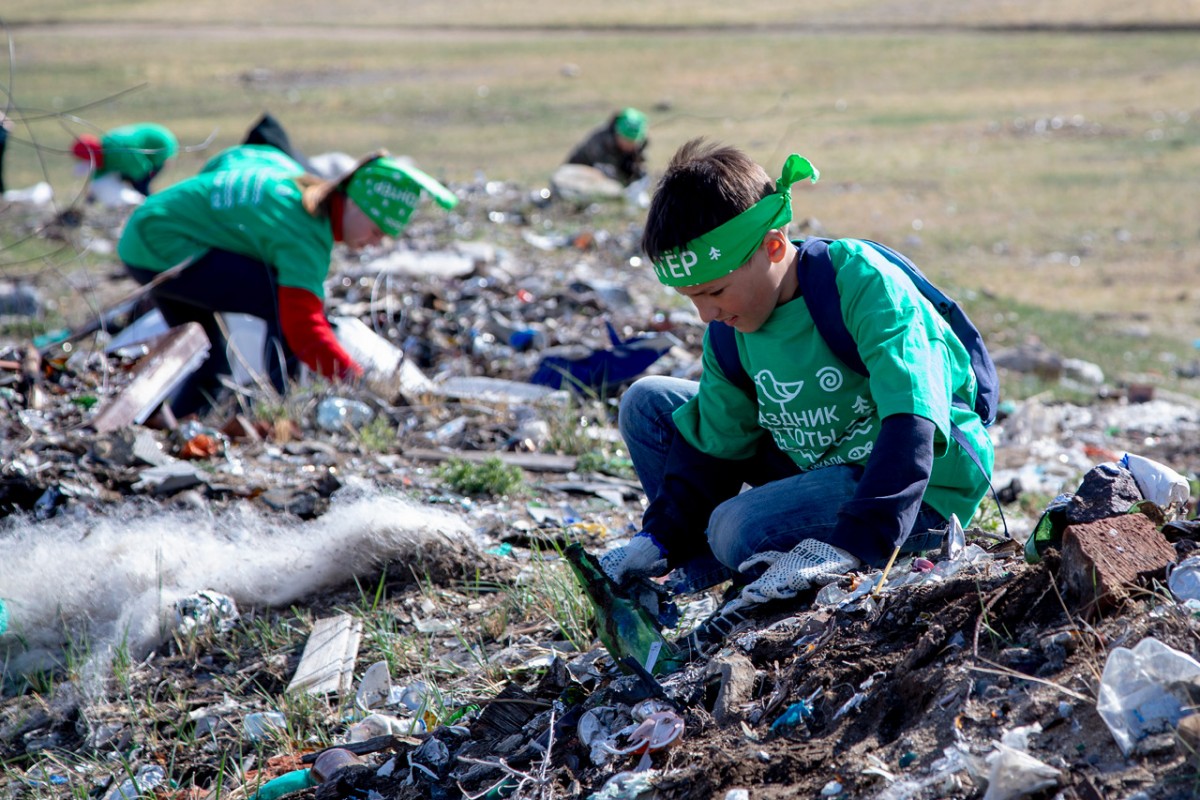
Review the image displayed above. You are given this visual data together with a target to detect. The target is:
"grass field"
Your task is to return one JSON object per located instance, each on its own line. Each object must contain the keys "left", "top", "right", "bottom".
{"left": 1, "top": 3, "right": 1198, "bottom": 390}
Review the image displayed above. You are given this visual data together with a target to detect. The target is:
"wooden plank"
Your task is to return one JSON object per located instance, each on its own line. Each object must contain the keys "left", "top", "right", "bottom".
{"left": 287, "top": 613, "right": 363, "bottom": 697}
{"left": 90, "top": 323, "right": 211, "bottom": 433}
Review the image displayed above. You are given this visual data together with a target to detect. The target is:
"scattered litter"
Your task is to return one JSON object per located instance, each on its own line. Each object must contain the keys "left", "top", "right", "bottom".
{"left": 770, "top": 699, "right": 814, "bottom": 737}
{"left": 589, "top": 768, "right": 661, "bottom": 800}
{"left": 981, "top": 743, "right": 1061, "bottom": 800}
{"left": 243, "top": 711, "right": 287, "bottom": 740}
{"left": 287, "top": 613, "right": 363, "bottom": 696}
{"left": 1097, "top": 637, "right": 1200, "bottom": 756}
{"left": 530, "top": 322, "right": 677, "bottom": 395}
{"left": 316, "top": 396, "right": 375, "bottom": 432}
{"left": 173, "top": 590, "right": 238, "bottom": 636}
{"left": 348, "top": 711, "right": 424, "bottom": 740}
{"left": 89, "top": 322, "right": 211, "bottom": 433}
{"left": 1121, "top": 452, "right": 1190, "bottom": 514}
{"left": 355, "top": 659, "right": 393, "bottom": 711}
{"left": 1167, "top": 555, "right": 1200, "bottom": 603}
{"left": 103, "top": 765, "right": 166, "bottom": 800}
{"left": 246, "top": 768, "right": 315, "bottom": 800}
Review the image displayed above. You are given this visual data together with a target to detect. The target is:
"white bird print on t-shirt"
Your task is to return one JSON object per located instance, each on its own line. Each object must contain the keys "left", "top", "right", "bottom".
{"left": 754, "top": 370, "right": 805, "bottom": 404}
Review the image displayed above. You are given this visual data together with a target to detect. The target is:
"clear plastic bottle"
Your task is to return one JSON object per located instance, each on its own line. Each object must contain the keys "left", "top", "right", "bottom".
{"left": 104, "top": 765, "right": 166, "bottom": 800}
{"left": 316, "top": 397, "right": 374, "bottom": 432}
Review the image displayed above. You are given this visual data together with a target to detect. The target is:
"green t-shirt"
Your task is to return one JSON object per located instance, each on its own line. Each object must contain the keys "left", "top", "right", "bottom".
{"left": 98, "top": 123, "right": 179, "bottom": 181}
{"left": 673, "top": 238, "right": 993, "bottom": 524}
{"left": 199, "top": 144, "right": 305, "bottom": 177}
{"left": 117, "top": 167, "right": 334, "bottom": 298}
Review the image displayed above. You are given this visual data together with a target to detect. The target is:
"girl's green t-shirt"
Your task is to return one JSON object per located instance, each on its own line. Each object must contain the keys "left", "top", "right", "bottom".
{"left": 98, "top": 123, "right": 179, "bottom": 181}
{"left": 117, "top": 167, "right": 334, "bottom": 298}
{"left": 673, "top": 238, "right": 993, "bottom": 525}
{"left": 199, "top": 144, "right": 306, "bottom": 177}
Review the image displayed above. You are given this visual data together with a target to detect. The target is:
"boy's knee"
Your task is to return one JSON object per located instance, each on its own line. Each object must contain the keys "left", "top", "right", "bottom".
{"left": 706, "top": 500, "right": 748, "bottom": 570}
{"left": 618, "top": 376, "right": 675, "bottom": 436}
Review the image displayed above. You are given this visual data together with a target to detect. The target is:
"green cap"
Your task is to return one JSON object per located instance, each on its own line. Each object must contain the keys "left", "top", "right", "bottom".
{"left": 614, "top": 108, "right": 648, "bottom": 143}
{"left": 345, "top": 157, "right": 458, "bottom": 237}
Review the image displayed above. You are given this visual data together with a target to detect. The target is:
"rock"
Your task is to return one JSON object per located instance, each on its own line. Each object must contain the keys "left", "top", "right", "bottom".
{"left": 991, "top": 342, "right": 1064, "bottom": 380}
{"left": 705, "top": 653, "right": 757, "bottom": 726}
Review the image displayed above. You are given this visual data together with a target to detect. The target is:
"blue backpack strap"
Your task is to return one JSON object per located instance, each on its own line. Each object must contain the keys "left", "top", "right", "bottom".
{"left": 796, "top": 238, "right": 867, "bottom": 376}
{"left": 801, "top": 236, "right": 1008, "bottom": 538}
{"left": 706, "top": 320, "right": 754, "bottom": 394}
{"left": 859, "top": 239, "right": 1000, "bottom": 426}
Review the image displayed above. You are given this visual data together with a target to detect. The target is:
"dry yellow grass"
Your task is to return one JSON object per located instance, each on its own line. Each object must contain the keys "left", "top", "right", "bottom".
{"left": 1, "top": 3, "right": 1198, "bottom": 368}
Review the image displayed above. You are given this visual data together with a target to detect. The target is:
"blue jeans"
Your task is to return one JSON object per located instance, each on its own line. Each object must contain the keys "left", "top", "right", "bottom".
{"left": 618, "top": 376, "right": 947, "bottom": 593}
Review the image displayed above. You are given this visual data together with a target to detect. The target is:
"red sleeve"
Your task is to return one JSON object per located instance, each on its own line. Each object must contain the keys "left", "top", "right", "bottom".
{"left": 277, "top": 286, "right": 363, "bottom": 380}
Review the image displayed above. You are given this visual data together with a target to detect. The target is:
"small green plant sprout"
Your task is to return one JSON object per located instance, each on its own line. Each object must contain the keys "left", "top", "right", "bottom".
{"left": 436, "top": 457, "right": 524, "bottom": 497}
{"left": 356, "top": 414, "right": 398, "bottom": 453}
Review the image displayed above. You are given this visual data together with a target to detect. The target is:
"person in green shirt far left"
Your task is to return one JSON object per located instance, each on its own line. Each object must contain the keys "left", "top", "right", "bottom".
{"left": 72, "top": 122, "right": 179, "bottom": 196}
{"left": 117, "top": 150, "right": 459, "bottom": 418}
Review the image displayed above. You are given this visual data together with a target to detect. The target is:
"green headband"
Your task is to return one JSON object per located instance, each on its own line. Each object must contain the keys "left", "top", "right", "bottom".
{"left": 652, "top": 154, "right": 819, "bottom": 287}
{"left": 345, "top": 157, "right": 458, "bottom": 237}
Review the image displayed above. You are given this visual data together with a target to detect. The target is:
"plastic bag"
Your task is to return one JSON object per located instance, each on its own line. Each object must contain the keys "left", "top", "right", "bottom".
{"left": 1121, "top": 452, "right": 1190, "bottom": 514}
{"left": 1096, "top": 637, "right": 1200, "bottom": 756}
{"left": 981, "top": 744, "right": 1061, "bottom": 800}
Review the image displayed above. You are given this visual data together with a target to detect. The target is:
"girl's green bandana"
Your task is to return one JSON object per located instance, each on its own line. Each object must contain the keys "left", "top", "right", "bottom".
{"left": 346, "top": 157, "right": 458, "bottom": 237}
{"left": 652, "top": 154, "right": 818, "bottom": 287}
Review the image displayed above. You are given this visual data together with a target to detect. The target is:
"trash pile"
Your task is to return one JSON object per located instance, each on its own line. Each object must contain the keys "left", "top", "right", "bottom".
{"left": 4, "top": 178, "right": 1200, "bottom": 799}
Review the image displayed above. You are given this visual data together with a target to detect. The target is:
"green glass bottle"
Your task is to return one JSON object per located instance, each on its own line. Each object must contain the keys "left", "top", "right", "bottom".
{"left": 563, "top": 543, "right": 684, "bottom": 676}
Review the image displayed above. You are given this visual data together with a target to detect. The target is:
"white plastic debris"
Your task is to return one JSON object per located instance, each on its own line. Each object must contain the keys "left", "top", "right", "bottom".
{"left": 243, "top": 711, "right": 287, "bottom": 740}
{"left": 1096, "top": 637, "right": 1200, "bottom": 756}
{"left": 173, "top": 590, "right": 239, "bottom": 636}
{"left": 1121, "top": 452, "right": 1189, "bottom": 514}
{"left": 3, "top": 181, "right": 53, "bottom": 205}
{"left": 981, "top": 743, "right": 1061, "bottom": 800}
{"left": 90, "top": 173, "right": 146, "bottom": 207}
{"left": 355, "top": 660, "right": 392, "bottom": 711}
{"left": 389, "top": 681, "right": 428, "bottom": 712}
{"left": 1167, "top": 555, "right": 1200, "bottom": 603}
{"left": 104, "top": 765, "right": 165, "bottom": 800}
{"left": 347, "top": 712, "right": 423, "bottom": 741}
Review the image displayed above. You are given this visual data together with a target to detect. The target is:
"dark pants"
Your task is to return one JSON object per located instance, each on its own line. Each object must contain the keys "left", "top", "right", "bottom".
{"left": 127, "top": 170, "right": 157, "bottom": 197}
{"left": 0, "top": 125, "right": 8, "bottom": 195}
{"left": 125, "top": 250, "right": 297, "bottom": 417}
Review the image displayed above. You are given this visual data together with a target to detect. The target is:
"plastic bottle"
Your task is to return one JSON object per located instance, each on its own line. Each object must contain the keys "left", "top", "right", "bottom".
{"left": 243, "top": 711, "right": 287, "bottom": 740}
{"left": 0, "top": 598, "right": 8, "bottom": 635}
{"left": 316, "top": 397, "right": 374, "bottom": 432}
{"left": 563, "top": 543, "right": 684, "bottom": 676}
{"left": 104, "top": 765, "right": 166, "bottom": 800}
{"left": 311, "top": 748, "right": 363, "bottom": 782}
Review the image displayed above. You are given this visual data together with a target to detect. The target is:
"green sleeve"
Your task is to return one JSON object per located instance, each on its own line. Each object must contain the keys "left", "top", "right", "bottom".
{"left": 672, "top": 327, "right": 765, "bottom": 460}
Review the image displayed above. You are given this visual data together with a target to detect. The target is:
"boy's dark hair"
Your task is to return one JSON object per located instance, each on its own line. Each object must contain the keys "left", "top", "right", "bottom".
{"left": 641, "top": 138, "right": 774, "bottom": 261}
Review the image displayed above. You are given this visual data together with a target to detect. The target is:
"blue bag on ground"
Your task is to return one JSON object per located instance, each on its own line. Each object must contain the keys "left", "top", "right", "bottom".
{"left": 530, "top": 320, "right": 676, "bottom": 396}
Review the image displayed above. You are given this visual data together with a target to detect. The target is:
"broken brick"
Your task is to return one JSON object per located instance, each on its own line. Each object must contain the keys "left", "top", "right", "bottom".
{"left": 1059, "top": 514, "right": 1176, "bottom": 614}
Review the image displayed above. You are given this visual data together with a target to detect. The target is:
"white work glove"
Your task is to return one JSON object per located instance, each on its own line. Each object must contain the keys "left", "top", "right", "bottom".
{"left": 721, "top": 539, "right": 861, "bottom": 615}
{"left": 599, "top": 534, "right": 669, "bottom": 587}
